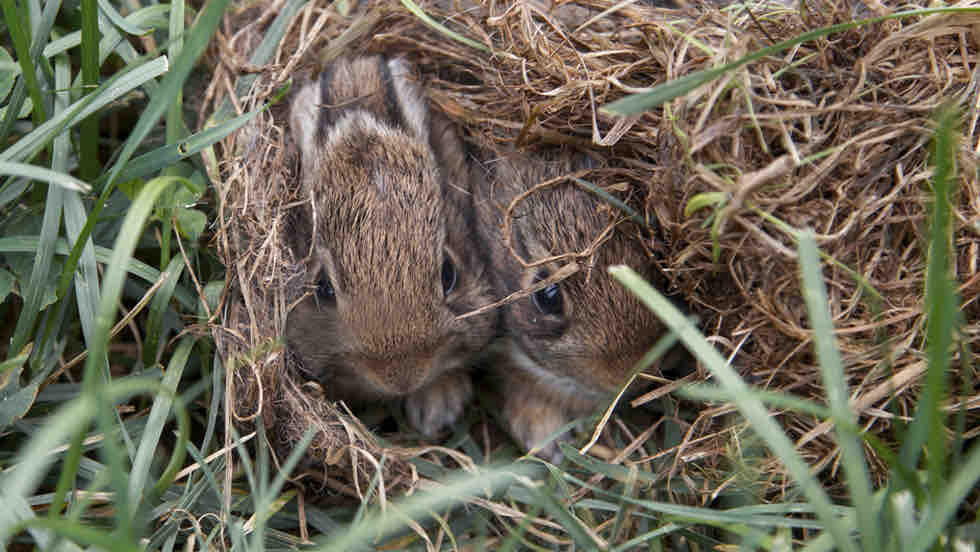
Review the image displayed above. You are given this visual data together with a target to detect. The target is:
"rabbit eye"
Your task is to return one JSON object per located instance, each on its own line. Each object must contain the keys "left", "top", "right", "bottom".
{"left": 532, "top": 271, "right": 563, "bottom": 316}
{"left": 317, "top": 273, "right": 336, "bottom": 302}
{"left": 442, "top": 255, "right": 457, "bottom": 296}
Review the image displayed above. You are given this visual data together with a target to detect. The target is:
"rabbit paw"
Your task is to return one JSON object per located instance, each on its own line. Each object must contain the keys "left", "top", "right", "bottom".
{"left": 404, "top": 371, "right": 473, "bottom": 438}
{"left": 503, "top": 395, "right": 570, "bottom": 464}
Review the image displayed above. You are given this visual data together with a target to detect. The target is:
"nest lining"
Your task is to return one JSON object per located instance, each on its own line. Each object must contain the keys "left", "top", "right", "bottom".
{"left": 206, "top": 0, "right": 980, "bottom": 505}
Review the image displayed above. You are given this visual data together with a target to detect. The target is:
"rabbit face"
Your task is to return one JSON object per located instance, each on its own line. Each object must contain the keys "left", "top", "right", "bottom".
{"left": 285, "top": 56, "right": 495, "bottom": 436}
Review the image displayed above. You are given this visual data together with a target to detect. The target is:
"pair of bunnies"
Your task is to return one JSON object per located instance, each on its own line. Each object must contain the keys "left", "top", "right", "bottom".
{"left": 285, "top": 56, "right": 671, "bottom": 460}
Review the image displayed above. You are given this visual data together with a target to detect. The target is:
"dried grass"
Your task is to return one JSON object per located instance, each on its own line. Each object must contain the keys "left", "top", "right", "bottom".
{"left": 205, "top": 0, "right": 980, "bottom": 504}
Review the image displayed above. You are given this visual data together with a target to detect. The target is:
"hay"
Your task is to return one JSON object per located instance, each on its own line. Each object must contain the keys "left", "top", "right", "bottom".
{"left": 206, "top": 0, "right": 980, "bottom": 503}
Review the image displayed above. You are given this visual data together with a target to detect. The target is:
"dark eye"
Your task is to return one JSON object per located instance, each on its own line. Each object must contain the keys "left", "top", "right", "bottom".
{"left": 532, "top": 271, "right": 563, "bottom": 316}
{"left": 317, "top": 272, "right": 336, "bottom": 303}
{"left": 442, "top": 255, "right": 457, "bottom": 296}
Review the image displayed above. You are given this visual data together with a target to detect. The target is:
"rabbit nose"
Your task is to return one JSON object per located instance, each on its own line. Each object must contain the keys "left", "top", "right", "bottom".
{"left": 574, "top": 352, "right": 650, "bottom": 392}
{"left": 361, "top": 356, "right": 431, "bottom": 395}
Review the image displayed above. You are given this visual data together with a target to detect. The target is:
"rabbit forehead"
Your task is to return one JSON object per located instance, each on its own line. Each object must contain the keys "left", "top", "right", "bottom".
{"left": 314, "top": 162, "right": 446, "bottom": 289}
{"left": 332, "top": 215, "right": 445, "bottom": 286}
{"left": 321, "top": 185, "right": 447, "bottom": 291}
{"left": 489, "top": 153, "right": 605, "bottom": 256}
{"left": 512, "top": 185, "right": 612, "bottom": 257}
{"left": 308, "top": 111, "right": 441, "bottom": 195}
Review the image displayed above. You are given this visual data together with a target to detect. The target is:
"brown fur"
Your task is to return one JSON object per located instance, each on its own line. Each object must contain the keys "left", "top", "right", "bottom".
{"left": 285, "top": 56, "right": 495, "bottom": 437}
{"left": 474, "top": 148, "right": 671, "bottom": 459}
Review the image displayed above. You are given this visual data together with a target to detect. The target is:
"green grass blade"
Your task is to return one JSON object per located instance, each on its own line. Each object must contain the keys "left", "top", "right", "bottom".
{"left": 249, "top": 0, "right": 305, "bottom": 65}
{"left": 20, "top": 515, "right": 140, "bottom": 552}
{"left": 0, "top": 236, "right": 197, "bottom": 311}
{"left": 42, "top": 5, "right": 170, "bottom": 59}
{"left": 920, "top": 105, "right": 958, "bottom": 495}
{"left": 0, "top": 79, "right": 28, "bottom": 145}
{"left": 251, "top": 429, "right": 315, "bottom": 538}
{"left": 609, "top": 522, "right": 683, "bottom": 552}
{"left": 560, "top": 470, "right": 831, "bottom": 530}
{"left": 130, "top": 336, "right": 195, "bottom": 508}
{"left": 910, "top": 440, "right": 980, "bottom": 552}
{"left": 80, "top": 0, "right": 100, "bottom": 181}
{"left": 57, "top": 0, "right": 231, "bottom": 309}
{"left": 142, "top": 256, "right": 186, "bottom": 367}
{"left": 0, "top": 344, "right": 37, "bottom": 426}
{"left": 609, "top": 266, "right": 857, "bottom": 551}
{"left": 898, "top": 105, "right": 960, "bottom": 488}
{"left": 602, "top": 66, "right": 728, "bottom": 116}
{"left": 561, "top": 445, "right": 661, "bottom": 485}
{"left": 47, "top": 70, "right": 105, "bottom": 389}
{"left": 400, "top": 0, "right": 490, "bottom": 53}
{"left": 797, "top": 230, "right": 876, "bottom": 550}
{"left": 78, "top": 175, "right": 182, "bottom": 386}
{"left": 685, "top": 381, "right": 916, "bottom": 486}
{"left": 6, "top": 52, "right": 71, "bottom": 360}
{"left": 573, "top": 177, "right": 647, "bottom": 227}
{"left": 0, "top": 378, "right": 189, "bottom": 547}
{"left": 199, "top": 351, "right": 224, "bottom": 458}
{"left": 47, "top": 430, "right": 85, "bottom": 520}
{"left": 96, "top": 0, "right": 150, "bottom": 35}
{"left": 316, "top": 465, "right": 530, "bottom": 552}
{"left": 159, "top": 0, "right": 188, "bottom": 273}
{"left": 904, "top": 105, "right": 965, "bottom": 552}
{"left": 0, "top": 344, "right": 31, "bottom": 379}
{"left": 526, "top": 482, "right": 603, "bottom": 549}
{"left": 601, "top": 7, "right": 980, "bottom": 115}
{"left": 0, "top": 0, "right": 55, "bottom": 126}
{"left": 1, "top": 0, "right": 46, "bottom": 124}
{"left": 682, "top": 384, "right": 832, "bottom": 419}
{"left": 113, "top": 107, "right": 261, "bottom": 184}
{"left": 166, "top": 0, "right": 185, "bottom": 145}
{"left": 79, "top": 176, "right": 183, "bottom": 535}
{"left": 66, "top": 8, "right": 168, "bottom": 101}
{"left": 0, "top": 395, "right": 92, "bottom": 545}
{"left": 0, "top": 55, "right": 169, "bottom": 164}
{"left": 0, "top": 500, "right": 54, "bottom": 547}
{"left": 227, "top": 423, "right": 260, "bottom": 514}
{"left": 2, "top": 0, "right": 60, "bottom": 143}
{"left": 0, "top": 161, "right": 91, "bottom": 192}
{"left": 62, "top": 198, "right": 103, "bottom": 344}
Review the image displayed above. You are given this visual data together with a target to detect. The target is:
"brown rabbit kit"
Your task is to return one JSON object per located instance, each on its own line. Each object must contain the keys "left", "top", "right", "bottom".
{"left": 284, "top": 56, "right": 495, "bottom": 439}
{"left": 210, "top": 0, "right": 979, "bottom": 508}
{"left": 470, "top": 147, "right": 691, "bottom": 461}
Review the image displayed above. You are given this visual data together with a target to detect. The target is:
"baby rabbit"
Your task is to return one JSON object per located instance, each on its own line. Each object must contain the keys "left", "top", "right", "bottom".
{"left": 474, "top": 148, "right": 675, "bottom": 460}
{"left": 285, "top": 56, "right": 495, "bottom": 438}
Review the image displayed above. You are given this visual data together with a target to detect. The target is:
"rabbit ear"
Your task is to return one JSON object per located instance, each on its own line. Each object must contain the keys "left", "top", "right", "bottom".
{"left": 290, "top": 82, "right": 321, "bottom": 158}
{"left": 386, "top": 58, "right": 429, "bottom": 140}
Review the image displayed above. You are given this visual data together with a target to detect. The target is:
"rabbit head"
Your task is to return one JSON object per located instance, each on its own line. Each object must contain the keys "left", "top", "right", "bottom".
{"left": 475, "top": 149, "right": 673, "bottom": 457}
{"left": 285, "top": 56, "right": 495, "bottom": 436}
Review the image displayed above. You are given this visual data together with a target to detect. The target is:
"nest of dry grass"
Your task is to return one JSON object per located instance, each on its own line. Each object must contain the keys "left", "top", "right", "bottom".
{"left": 205, "top": 0, "right": 980, "bottom": 503}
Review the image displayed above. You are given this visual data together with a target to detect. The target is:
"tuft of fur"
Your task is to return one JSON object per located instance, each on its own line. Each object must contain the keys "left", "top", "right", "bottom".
{"left": 285, "top": 56, "right": 495, "bottom": 437}
{"left": 474, "top": 148, "right": 678, "bottom": 460}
